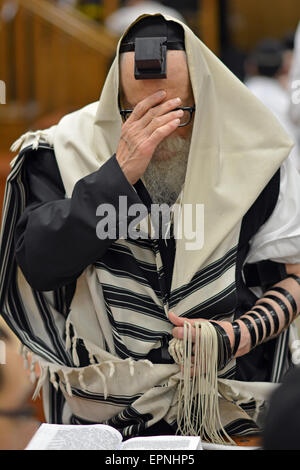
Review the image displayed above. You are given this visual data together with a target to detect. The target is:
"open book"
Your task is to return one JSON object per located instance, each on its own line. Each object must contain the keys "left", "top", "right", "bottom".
{"left": 25, "top": 423, "right": 203, "bottom": 451}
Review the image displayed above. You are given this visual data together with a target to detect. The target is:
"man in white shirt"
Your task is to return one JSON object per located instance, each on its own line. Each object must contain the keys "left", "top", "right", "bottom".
{"left": 246, "top": 38, "right": 300, "bottom": 171}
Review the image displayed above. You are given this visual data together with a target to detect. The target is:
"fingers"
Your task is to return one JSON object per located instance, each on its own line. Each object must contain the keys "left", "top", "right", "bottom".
{"left": 168, "top": 311, "right": 186, "bottom": 326}
{"left": 172, "top": 326, "right": 196, "bottom": 341}
{"left": 146, "top": 108, "right": 184, "bottom": 134}
{"left": 169, "top": 311, "right": 209, "bottom": 342}
{"left": 145, "top": 118, "right": 181, "bottom": 152}
{"left": 169, "top": 311, "right": 190, "bottom": 341}
{"left": 127, "top": 90, "right": 167, "bottom": 122}
{"left": 120, "top": 92, "right": 182, "bottom": 159}
{"left": 168, "top": 311, "right": 208, "bottom": 328}
{"left": 126, "top": 91, "right": 183, "bottom": 132}
{"left": 139, "top": 97, "right": 182, "bottom": 128}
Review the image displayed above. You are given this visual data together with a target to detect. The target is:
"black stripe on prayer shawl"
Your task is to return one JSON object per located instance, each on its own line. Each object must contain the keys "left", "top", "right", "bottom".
{"left": 8, "top": 268, "right": 68, "bottom": 362}
{"left": 99, "top": 240, "right": 236, "bottom": 361}
{"left": 224, "top": 418, "right": 260, "bottom": 437}
{"left": 32, "top": 290, "right": 72, "bottom": 365}
{"left": 70, "top": 387, "right": 143, "bottom": 406}
{"left": 103, "top": 300, "right": 133, "bottom": 359}
{"left": 101, "top": 283, "right": 166, "bottom": 320}
{"left": 172, "top": 282, "right": 237, "bottom": 319}
{"left": 53, "top": 287, "right": 66, "bottom": 316}
{"left": 270, "top": 328, "right": 290, "bottom": 383}
{"left": 103, "top": 307, "right": 171, "bottom": 362}
{"left": 103, "top": 299, "right": 166, "bottom": 360}
{"left": 218, "top": 363, "right": 236, "bottom": 380}
{"left": 0, "top": 145, "right": 73, "bottom": 366}
{"left": 8, "top": 265, "right": 35, "bottom": 337}
{"left": 96, "top": 241, "right": 158, "bottom": 271}
{"left": 169, "top": 246, "right": 237, "bottom": 305}
{"left": 111, "top": 321, "right": 170, "bottom": 344}
{"left": 98, "top": 241, "right": 236, "bottom": 319}
{"left": 70, "top": 407, "right": 155, "bottom": 439}
{"left": 102, "top": 286, "right": 173, "bottom": 359}
{"left": 0, "top": 158, "right": 25, "bottom": 298}
{"left": 105, "top": 406, "right": 154, "bottom": 438}
{"left": 108, "top": 243, "right": 156, "bottom": 264}
{"left": 96, "top": 247, "right": 161, "bottom": 293}
{"left": 126, "top": 238, "right": 156, "bottom": 250}
{"left": 95, "top": 261, "right": 156, "bottom": 287}
{"left": 48, "top": 380, "right": 66, "bottom": 424}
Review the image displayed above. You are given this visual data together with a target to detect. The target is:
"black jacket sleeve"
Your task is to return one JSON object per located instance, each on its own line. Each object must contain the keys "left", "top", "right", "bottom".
{"left": 15, "top": 148, "right": 144, "bottom": 292}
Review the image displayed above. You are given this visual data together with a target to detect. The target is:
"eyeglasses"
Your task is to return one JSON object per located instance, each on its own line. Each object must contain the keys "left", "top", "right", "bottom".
{"left": 120, "top": 106, "right": 195, "bottom": 127}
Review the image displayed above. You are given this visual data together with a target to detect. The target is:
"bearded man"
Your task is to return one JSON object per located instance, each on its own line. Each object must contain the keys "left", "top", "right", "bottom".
{"left": 1, "top": 14, "right": 300, "bottom": 443}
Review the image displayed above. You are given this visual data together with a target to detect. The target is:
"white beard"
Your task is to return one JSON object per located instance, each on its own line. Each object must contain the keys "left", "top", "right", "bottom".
{"left": 143, "top": 134, "right": 191, "bottom": 207}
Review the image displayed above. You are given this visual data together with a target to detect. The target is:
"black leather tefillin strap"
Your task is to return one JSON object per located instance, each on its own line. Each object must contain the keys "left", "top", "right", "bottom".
{"left": 263, "top": 294, "right": 291, "bottom": 324}
{"left": 268, "top": 286, "right": 297, "bottom": 315}
{"left": 210, "top": 322, "right": 232, "bottom": 370}
{"left": 238, "top": 317, "right": 257, "bottom": 349}
{"left": 288, "top": 274, "right": 300, "bottom": 285}
{"left": 254, "top": 302, "right": 280, "bottom": 334}
{"left": 244, "top": 312, "right": 265, "bottom": 345}
{"left": 210, "top": 275, "right": 300, "bottom": 362}
{"left": 231, "top": 321, "right": 241, "bottom": 356}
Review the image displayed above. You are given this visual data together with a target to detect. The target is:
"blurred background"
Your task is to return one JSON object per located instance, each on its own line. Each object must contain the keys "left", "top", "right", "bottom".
{"left": 0, "top": 0, "right": 300, "bottom": 427}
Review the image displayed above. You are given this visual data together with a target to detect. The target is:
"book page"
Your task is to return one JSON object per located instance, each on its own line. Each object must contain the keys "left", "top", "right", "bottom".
{"left": 25, "top": 423, "right": 123, "bottom": 450}
{"left": 121, "top": 435, "right": 202, "bottom": 451}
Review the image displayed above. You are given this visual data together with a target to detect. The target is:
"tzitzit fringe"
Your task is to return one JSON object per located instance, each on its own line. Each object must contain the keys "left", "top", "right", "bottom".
{"left": 168, "top": 320, "right": 235, "bottom": 445}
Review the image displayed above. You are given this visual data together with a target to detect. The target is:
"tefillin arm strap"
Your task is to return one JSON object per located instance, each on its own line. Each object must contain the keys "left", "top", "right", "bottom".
{"left": 230, "top": 274, "right": 300, "bottom": 354}
{"left": 209, "top": 274, "right": 300, "bottom": 368}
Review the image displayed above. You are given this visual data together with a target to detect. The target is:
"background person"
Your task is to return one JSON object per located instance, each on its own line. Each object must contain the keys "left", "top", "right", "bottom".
{"left": 245, "top": 38, "right": 300, "bottom": 171}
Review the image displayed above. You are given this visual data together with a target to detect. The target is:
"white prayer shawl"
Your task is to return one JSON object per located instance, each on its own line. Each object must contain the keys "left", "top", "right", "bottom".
{"left": 1, "top": 14, "right": 294, "bottom": 442}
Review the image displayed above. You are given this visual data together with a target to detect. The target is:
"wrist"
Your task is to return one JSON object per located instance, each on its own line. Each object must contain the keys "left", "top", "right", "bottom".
{"left": 116, "top": 154, "right": 137, "bottom": 185}
{"left": 232, "top": 318, "right": 253, "bottom": 357}
{"left": 219, "top": 319, "right": 252, "bottom": 358}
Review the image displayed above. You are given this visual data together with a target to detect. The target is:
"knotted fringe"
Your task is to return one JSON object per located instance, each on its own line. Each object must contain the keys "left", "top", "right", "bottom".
{"left": 20, "top": 344, "right": 40, "bottom": 384}
{"left": 32, "top": 366, "right": 48, "bottom": 401}
{"left": 50, "top": 370, "right": 60, "bottom": 391}
{"left": 10, "top": 130, "right": 54, "bottom": 154}
{"left": 19, "top": 318, "right": 156, "bottom": 407}
{"left": 22, "top": 318, "right": 156, "bottom": 403}
{"left": 168, "top": 321, "right": 235, "bottom": 446}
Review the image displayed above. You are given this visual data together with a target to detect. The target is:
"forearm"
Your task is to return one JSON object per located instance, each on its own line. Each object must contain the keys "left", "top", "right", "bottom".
{"left": 15, "top": 155, "right": 144, "bottom": 291}
{"left": 222, "top": 274, "right": 300, "bottom": 359}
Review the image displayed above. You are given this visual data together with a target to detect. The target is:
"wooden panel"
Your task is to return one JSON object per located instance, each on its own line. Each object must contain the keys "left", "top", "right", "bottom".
{"left": 14, "top": 8, "right": 31, "bottom": 105}
{"left": 0, "top": 1, "right": 9, "bottom": 98}
{"left": 198, "top": 0, "right": 220, "bottom": 55}
{"left": 17, "top": 0, "right": 117, "bottom": 55}
{"left": 0, "top": 2, "right": 14, "bottom": 103}
{"left": 229, "top": 0, "right": 300, "bottom": 51}
{"left": 49, "top": 27, "right": 69, "bottom": 111}
{"left": 0, "top": 0, "right": 118, "bottom": 153}
{"left": 32, "top": 15, "right": 53, "bottom": 115}
{"left": 102, "top": 0, "right": 120, "bottom": 19}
